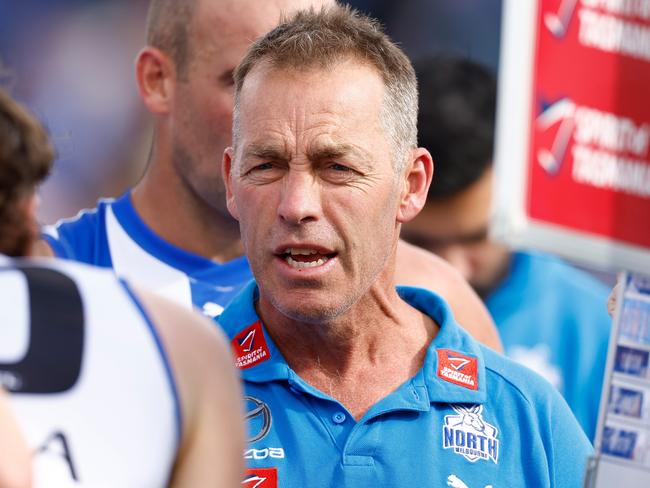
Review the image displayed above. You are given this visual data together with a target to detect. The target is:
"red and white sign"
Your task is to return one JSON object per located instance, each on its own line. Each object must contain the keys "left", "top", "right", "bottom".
{"left": 494, "top": 0, "right": 650, "bottom": 273}
{"left": 437, "top": 349, "right": 479, "bottom": 390}
{"left": 242, "top": 468, "right": 278, "bottom": 488}
{"left": 232, "top": 321, "right": 271, "bottom": 370}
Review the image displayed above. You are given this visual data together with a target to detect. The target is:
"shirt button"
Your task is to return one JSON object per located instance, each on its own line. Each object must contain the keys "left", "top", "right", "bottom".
{"left": 332, "top": 412, "right": 346, "bottom": 424}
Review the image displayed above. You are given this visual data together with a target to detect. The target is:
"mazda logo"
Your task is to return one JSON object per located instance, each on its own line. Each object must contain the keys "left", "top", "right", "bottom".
{"left": 244, "top": 396, "right": 272, "bottom": 443}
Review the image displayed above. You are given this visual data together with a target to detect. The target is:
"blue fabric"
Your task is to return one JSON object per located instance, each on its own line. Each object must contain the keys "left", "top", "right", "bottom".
{"left": 44, "top": 192, "right": 254, "bottom": 312}
{"left": 219, "top": 282, "right": 593, "bottom": 488}
{"left": 44, "top": 202, "right": 113, "bottom": 266}
{"left": 485, "top": 251, "right": 611, "bottom": 442}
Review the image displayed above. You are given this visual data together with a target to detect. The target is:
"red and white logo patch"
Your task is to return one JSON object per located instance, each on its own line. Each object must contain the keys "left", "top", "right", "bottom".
{"left": 437, "top": 349, "right": 478, "bottom": 390}
{"left": 242, "top": 467, "right": 278, "bottom": 488}
{"left": 232, "top": 321, "right": 270, "bottom": 370}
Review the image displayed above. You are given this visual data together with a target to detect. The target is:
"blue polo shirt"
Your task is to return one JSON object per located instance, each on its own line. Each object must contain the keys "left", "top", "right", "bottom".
{"left": 219, "top": 282, "right": 593, "bottom": 488}
{"left": 485, "top": 251, "right": 611, "bottom": 441}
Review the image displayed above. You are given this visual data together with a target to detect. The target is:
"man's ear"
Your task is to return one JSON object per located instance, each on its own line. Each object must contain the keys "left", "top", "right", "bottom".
{"left": 135, "top": 47, "right": 176, "bottom": 115}
{"left": 222, "top": 147, "right": 240, "bottom": 221}
{"left": 396, "top": 147, "right": 434, "bottom": 223}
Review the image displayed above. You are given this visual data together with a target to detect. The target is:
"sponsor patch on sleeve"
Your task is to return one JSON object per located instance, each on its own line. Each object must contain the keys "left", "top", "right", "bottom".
{"left": 242, "top": 467, "right": 278, "bottom": 488}
{"left": 232, "top": 321, "right": 271, "bottom": 370}
{"left": 437, "top": 349, "right": 478, "bottom": 390}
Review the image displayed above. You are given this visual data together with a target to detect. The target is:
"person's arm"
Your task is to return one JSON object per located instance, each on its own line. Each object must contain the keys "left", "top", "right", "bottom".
{"left": 0, "top": 389, "right": 31, "bottom": 488}
{"left": 395, "top": 239, "right": 503, "bottom": 351}
{"left": 135, "top": 289, "right": 245, "bottom": 488}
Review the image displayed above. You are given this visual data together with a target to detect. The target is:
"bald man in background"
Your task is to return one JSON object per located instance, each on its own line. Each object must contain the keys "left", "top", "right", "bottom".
{"left": 40, "top": 0, "right": 500, "bottom": 350}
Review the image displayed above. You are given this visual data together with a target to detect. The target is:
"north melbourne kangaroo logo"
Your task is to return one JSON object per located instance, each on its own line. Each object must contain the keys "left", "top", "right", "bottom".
{"left": 443, "top": 405, "right": 499, "bottom": 463}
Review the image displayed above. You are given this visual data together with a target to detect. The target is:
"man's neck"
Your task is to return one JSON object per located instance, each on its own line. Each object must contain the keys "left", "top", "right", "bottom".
{"left": 258, "top": 284, "right": 438, "bottom": 419}
{"left": 131, "top": 161, "right": 243, "bottom": 264}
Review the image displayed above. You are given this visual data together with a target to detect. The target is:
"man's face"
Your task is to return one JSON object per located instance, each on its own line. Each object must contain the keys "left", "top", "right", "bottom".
{"left": 169, "top": 0, "right": 332, "bottom": 217}
{"left": 401, "top": 168, "right": 510, "bottom": 297}
{"left": 225, "top": 60, "right": 404, "bottom": 322}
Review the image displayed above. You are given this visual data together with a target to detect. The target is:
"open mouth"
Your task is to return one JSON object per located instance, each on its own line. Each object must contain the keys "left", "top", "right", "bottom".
{"left": 280, "top": 248, "right": 337, "bottom": 269}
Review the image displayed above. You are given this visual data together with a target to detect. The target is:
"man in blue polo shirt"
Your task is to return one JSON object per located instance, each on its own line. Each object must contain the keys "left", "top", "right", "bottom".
{"left": 401, "top": 56, "right": 610, "bottom": 441}
{"left": 36, "top": 0, "right": 501, "bottom": 351}
{"left": 219, "top": 5, "right": 592, "bottom": 487}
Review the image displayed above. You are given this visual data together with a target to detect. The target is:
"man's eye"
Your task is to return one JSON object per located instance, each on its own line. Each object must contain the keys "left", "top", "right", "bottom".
{"left": 251, "top": 162, "right": 274, "bottom": 171}
{"left": 328, "top": 163, "right": 353, "bottom": 172}
{"left": 322, "top": 163, "right": 360, "bottom": 183}
{"left": 242, "top": 162, "right": 284, "bottom": 183}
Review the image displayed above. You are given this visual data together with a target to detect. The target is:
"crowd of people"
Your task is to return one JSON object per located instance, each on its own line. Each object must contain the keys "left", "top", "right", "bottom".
{"left": 0, "top": 0, "right": 617, "bottom": 486}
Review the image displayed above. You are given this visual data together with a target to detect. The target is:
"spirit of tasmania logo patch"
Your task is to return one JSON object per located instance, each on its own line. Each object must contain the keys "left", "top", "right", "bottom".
{"left": 443, "top": 405, "right": 499, "bottom": 464}
{"left": 231, "top": 321, "right": 270, "bottom": 370}
{"left": 437, "top": 349, "right": 478, "bottom": 390}
{"left": 242, "top": 467, "right": 278, "bottom": 488}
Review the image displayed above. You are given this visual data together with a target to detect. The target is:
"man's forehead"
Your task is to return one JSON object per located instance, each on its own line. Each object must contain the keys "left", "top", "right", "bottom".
{"left": 236, "top": 60, "right": 386, "bottom": 143}
{"left": 241, "top": 57, "right": 384, "bottom": 98}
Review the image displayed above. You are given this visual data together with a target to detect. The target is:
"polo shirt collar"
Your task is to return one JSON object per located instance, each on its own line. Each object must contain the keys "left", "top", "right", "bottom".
{"left": 218, "top": 281, "right": 487, "bottom": 405}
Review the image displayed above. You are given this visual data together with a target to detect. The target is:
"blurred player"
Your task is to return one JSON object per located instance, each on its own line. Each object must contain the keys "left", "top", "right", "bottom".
{"left": 38, "top": 0, "right": 501, "bottom": 350}
{"left": 402, "top": 56, "right": 611, "bottom": 440}
{"left": 0, "top": 88, "right": 244, "bottom": 487}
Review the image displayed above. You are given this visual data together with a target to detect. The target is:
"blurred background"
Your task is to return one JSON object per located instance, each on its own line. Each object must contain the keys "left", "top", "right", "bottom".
{"left": 0, "top": 0, "right": 502, "bottom": 224}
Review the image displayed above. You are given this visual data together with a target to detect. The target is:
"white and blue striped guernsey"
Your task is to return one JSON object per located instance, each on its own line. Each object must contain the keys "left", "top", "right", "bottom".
{"left": 42, "top": 191, "right": 253, "bottom": 317}
{"left": 219, "top": 282, "right": 593, "bottom": 488}
{"left": 0, "top": 257, "right": 180, "bottom": 487}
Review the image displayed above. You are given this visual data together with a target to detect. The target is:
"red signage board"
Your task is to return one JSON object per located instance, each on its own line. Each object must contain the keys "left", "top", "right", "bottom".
{"left": 494, "top": 0, "right": 650, "bottom": 273}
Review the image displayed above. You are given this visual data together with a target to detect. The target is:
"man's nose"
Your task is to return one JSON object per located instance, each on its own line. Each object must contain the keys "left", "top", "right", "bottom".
{"left": 277, "top": 170, "right": 321, "bottom": 225}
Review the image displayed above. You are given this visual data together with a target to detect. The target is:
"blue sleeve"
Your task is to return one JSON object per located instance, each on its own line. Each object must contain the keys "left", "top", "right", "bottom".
{"left": 485, "top": 348, "right": 593, "bottom": 487}
{"left": 41, "top": 205, "right": 112, "bottom": 267}
{"left": 42, "top": 229, "right": 74, "bottom": 258}
{"left": 547, "top": 394, "right": 593, "bottom": 487}
{"left": 518, "top": 369, "right": 593, "bottom": 487}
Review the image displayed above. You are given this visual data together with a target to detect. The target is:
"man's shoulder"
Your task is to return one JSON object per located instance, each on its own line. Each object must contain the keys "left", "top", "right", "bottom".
{"left": 395, "top": 240, "right": 458, "bottom": 288}
{"left": 515, "top": 250, "right": 610, "bottom": 296}
{"left": 481, "top": 343, "right": 570, "bottom": 411}
{"left": 42, "top": 198, "right": 115, "bottom": 265}
{"left": 492, "top": 250, "right": 611, "bottom": 324}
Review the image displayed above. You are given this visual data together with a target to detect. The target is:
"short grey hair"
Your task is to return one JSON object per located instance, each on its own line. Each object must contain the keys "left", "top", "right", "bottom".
{"left": 233, "top": 4, "right": 418, "bottom": 170}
